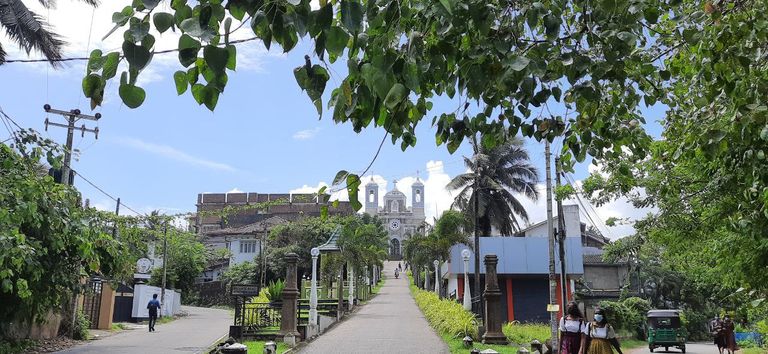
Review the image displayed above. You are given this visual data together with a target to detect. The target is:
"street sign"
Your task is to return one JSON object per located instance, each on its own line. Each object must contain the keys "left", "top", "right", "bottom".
{"left": 547, "top": 304, "right": 560, "bottom": 312}
{"left": 231, "top": 284, "right": 260, "bottom": 297}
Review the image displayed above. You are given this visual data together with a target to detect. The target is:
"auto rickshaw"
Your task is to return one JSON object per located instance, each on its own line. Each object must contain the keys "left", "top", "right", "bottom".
{"left": 647, "top": 310, "right": 686, "bottom": 353}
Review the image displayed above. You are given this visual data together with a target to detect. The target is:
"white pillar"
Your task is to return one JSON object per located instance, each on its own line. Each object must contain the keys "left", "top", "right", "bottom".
{"left": 348, "top": 265, "right": 355, "bottom": 309}
{"left": 424, "top": 266, "right": 429, "bottom": 289}
{"left": 462, "top": 249, "right": 472, "bottom": 310}
{"left": 434, "top": 260, "right": 440, "bottom": 294}
{"left": 309, "top": 248, "right": 319, "bottom": 329}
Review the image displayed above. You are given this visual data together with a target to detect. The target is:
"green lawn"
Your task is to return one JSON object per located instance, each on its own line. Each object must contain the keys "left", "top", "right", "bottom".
{"left": 244, "top": 340, "right": 290, "bottom": 353}
{"left": 741, "top": 347, "right": 768, "bottom": 354}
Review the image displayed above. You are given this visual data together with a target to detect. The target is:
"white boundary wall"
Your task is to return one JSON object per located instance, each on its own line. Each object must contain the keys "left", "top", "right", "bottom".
{"left": 132, "top": 284, "right": 182, "bottom": 318}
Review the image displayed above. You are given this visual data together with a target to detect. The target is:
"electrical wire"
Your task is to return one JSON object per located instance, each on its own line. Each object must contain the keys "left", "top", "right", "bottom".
{"left": 4, "top": 37, "right": 261, "bottom": 64}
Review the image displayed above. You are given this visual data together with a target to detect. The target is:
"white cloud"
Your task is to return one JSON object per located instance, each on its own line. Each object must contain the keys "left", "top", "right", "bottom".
{"left": 114, "top": 137, "right": 237, "bottom": 172}
{"left": 227, "top": 188, "right": 243, "bottom": 193}
{"left": 292, "top": 127, "right": 321, "bottom": 140}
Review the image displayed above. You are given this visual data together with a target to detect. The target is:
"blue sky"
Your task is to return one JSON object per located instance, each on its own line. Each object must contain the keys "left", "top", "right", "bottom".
{"left": 0, "top": 0, "right": 666, "bottom": 238}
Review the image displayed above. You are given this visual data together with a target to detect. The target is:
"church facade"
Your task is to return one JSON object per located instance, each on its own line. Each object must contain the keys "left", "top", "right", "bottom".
{"left": 364, "top": 179, "right": 426, "bottom": 260}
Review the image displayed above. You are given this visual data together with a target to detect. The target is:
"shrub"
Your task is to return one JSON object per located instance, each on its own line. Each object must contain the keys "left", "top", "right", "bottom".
{"left": 73, "top": 310, "right": 90, "bottom": 340}
{"left": 503, "top": 323, "right": 551, "bottom": 345}
{"left": 265, "top": 280, "right": 285, "bottom": 302}
{"left": 410, "top": 283, "right": 478, "bottom": 339}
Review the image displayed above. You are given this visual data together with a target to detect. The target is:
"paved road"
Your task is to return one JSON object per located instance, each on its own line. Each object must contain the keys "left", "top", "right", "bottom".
{"left": 628, "top": 342, "right": 720, "bottom": 354}
{"left": 58, "top": 306, "right": 231, "bottom": 354}
{"left": 297, "top": 262, "right": 450, "bottom": 354}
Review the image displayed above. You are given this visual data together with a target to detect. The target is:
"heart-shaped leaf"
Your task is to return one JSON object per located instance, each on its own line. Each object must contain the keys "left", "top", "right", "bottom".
{"left": 384, "top": 83, "right": 408, "bottom": 110}
{"left": 122, "top": 41, "right": 151, "bottom": 71}
{"left": 178, "top": 34, "right": 201, "bottom": 67}
{"left": 119, "top": 83, "right": 146, "bottom": 108}
{"left": 203, "top": 45, "right": 229, "bottom": 73}
{"left": 153, "top": 12, "right": 175, "bottom": 33}
{"left": 341, "top": 0, "right": 364, "bottom": 33}
{"left": 173, "top": 71, "right": 188, "bottom": 95}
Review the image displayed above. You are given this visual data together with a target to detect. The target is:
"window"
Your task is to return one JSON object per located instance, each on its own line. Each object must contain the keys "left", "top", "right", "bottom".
{"left": 240, "top": 241, "right": 258, "bottom": 254}
{"left": 415, "top": 190, "right": 421, "bottom": 203}
{"left": 392, "top": 200, "right": 399, "bottom": 212}
{"left": 369, "top": 190, "right": 375, "bottom": 203}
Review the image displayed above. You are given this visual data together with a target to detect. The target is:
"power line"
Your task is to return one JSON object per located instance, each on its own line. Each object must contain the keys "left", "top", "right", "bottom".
{"left": 1, "top": 107, "right": 146, "bottom": 217}
{"left": 563, "top": 172, "right": 617, "bottom": 240}
{"left": 4, "top": 37, "right": 260, "bottom": 64}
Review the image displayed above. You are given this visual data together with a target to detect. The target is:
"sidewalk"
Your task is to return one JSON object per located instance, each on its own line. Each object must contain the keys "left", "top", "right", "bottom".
{"left": 297, "top": 262, "right": 450, "bottom": 354}
{"left": 57, "top": 306, "right": 231, "bottom": 354}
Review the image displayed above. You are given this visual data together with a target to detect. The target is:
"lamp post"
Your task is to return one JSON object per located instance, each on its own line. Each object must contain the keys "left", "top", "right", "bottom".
{"left": 462, "top": 249, "right": 472, "bottom": 310}
{"left": 433, "top": 260, "right": 440, "bottom": 295}
{"left": 309, "top": 247, "right": 319, "bottom": 329}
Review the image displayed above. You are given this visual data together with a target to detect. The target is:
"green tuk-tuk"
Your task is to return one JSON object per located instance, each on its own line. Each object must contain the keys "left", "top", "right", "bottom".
{"left": 647, "top": 310, "right": 686, "bottom": 353}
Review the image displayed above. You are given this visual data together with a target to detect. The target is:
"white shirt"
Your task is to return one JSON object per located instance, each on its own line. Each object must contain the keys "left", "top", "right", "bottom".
{"left": 588, "top": 323, "right": 616, "bottom": 339}
{"left": 559, "top": 317, "right": 587, "bottom": 333}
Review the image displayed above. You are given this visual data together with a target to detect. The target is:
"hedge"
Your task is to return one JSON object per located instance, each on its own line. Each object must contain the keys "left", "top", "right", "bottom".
{"left": 409, "top": 281, "right": 479, "bottom": 339}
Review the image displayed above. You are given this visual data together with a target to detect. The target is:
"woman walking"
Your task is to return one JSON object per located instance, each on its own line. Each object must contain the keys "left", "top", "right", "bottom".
{"left": 559, "top": 302, "right": 587, "bottom": 354}
{"left": 723, "top": 316, "right": 739, "bottom": 354}
{"left": 586, "top": 308, "right": 624, "bottom": 354}
{"left": 712, "top": 316, "right": 726, "bottom": 354}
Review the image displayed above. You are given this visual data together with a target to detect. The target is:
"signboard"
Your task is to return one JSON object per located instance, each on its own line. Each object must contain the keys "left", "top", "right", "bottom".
{"left": 231, "top": 284, "right": 260, "bottom": 297}
{"left": 547, "top": 304, "right": 560, "bottom": 312}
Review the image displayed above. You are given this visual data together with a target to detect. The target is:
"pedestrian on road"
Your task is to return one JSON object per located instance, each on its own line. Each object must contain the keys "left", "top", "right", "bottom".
{"left": 712, "top": 315, "right": 726, "bottom": 354}
{"left": 147, "top": 294, "right": 161, "bottom": 332}
{"left": 585, "top": 308, "right": 623, "bottom": 354}
{"left": 723, "top": 315, "right": 739, "bottom": 354}
{"left": 558, "top": 301, "right": 587, "bottom": 354}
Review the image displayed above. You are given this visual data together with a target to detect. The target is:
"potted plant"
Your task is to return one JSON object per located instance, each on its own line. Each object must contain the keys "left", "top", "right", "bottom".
{"left": 265, "top": 279, "right": 285, "bottom": 308}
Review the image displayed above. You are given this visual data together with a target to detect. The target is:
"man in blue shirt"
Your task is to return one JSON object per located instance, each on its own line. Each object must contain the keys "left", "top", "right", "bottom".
{"left": 146, "top": 294, "right": 161, "bottom": 332}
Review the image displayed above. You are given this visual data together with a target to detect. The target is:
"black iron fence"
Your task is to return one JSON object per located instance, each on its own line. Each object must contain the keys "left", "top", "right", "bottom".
{"left": 234, "top": 302, "right": 282, "bottom": 337}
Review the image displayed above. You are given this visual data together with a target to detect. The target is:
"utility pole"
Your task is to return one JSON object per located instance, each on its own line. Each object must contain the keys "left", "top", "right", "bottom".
{"left": 161, "top": 223, "right": 168, "bottom": 309}
{"left": 473, "top": 176, "right": 484, "bottom": 326}
{"left": 555, "top": 157, "right": 568, "bottom": 318}
{"left": 545, "top": 141, "right": 558, "bottom": 350}
{"left": 43, "top": 104, "right": 101, "bottom": 185}
{"left": 44, "top": 104, "right": 101, "bottom": 339}
{"left": 112, "top": 198, "right": 121, "bottom": 239}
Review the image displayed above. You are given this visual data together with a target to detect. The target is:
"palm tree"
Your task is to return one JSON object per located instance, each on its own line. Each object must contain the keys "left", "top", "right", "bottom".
{"left": 0, "top": 0, "right": 98, "bottom": 66}
{"left": 447, "top": 136, "right": 539, "bottom": 236}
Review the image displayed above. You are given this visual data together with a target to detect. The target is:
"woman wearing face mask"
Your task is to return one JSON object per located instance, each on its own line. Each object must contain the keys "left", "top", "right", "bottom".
{"left": 559, "top": 302, "right": 587, "bottom": 354}
{"left": 586, "top": 308, "right": 623, "bottom": 354}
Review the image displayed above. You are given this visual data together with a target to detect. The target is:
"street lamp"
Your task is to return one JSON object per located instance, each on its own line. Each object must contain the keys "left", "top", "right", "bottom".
{"left": 461, "top": 249, "right": 472, "bottom": 311}
{"left": 433, "top": 260, "right": 440, "bottom": 295}
{"left": 309, "top": 247, "right": 319, "bottom": 329}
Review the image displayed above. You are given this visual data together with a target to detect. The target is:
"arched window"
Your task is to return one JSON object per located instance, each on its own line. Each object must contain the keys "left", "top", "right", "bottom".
{"left": 368, "top": 190, "right": 375, "bottom": 203}
{"left": 392, "top": 200, "right": 399, "bottom": 212}
{"left": 415, "top": 190, "right": 422, "bottom": 203}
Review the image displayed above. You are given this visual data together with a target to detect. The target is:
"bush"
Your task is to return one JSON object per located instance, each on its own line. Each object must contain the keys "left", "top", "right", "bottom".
{"left": 503, "top": 323, "right": 551, "bottom": 345}
{"left": 73, "top": 310, "right": 90, "bottom": 340}
{"left": 265, "top": 280, "right": 285, "bottom": 302}
{"left": 410, "top": 283, "right": 478, "bottom": 339}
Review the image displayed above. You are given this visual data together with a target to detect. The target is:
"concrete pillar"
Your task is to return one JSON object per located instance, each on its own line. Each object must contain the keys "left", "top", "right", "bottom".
{"left": 279, "top": 253, "right": 300, "bottom": 346}
{"left": 337, "top": 266, "right": 344, "bottom": 320}
{"left": 482, "top": 254, "right": 508, "bottom": 344}
{"left": 309, "top": 248, "right": 319, "bottom": 333}
{"left": 424, "top": 266, "right": 430, "bottom": 290}
{"left": 348, "top": 265, "right": 355, "bottom": 310}
{"left": 462, "top": 249, "right": 472, "bottom": 311}
{"left": 434, "top": 260, "right": 440, "bottom": 295}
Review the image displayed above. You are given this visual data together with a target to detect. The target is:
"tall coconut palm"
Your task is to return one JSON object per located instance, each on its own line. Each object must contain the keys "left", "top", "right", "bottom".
{"left": 0, "top": 0, "right": 98, "bottom": 66}
{"left": 447, "top": 136, "right": 539, "bottom": 236}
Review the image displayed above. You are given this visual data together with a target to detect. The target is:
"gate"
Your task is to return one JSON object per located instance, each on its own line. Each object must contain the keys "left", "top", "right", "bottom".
{"left": 389, "top": 238, "right": 402, "bottom": 260}
{"left": 232, "top": 300, "right": 282, "bottom": 338}
{"left": 81, "top": 278, "right": 103, "bottom": 329}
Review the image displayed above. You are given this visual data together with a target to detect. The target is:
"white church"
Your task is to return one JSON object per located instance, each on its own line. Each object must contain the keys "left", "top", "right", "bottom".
{"left": 364, "top": 178, "right": 427, "bottom": 260}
